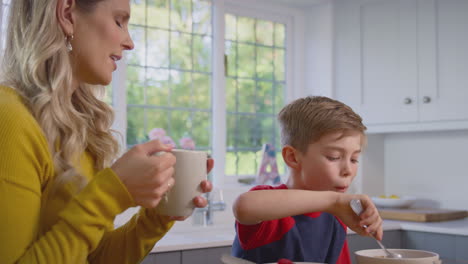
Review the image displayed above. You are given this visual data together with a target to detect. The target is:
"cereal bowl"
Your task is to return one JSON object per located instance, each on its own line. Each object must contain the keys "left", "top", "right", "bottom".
{"left": 355, "top": 249, "right": 439, "bottom": 264}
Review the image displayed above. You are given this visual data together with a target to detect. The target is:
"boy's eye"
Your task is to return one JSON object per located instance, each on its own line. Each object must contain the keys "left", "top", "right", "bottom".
{"left": 326, "top": 156, "right": 340, "bottom": 161}
{"left": 116, "top": 20, "right": 123, "bottom": 28}
{"left": 351, "top": 159, "right": 359, "bottom": 164}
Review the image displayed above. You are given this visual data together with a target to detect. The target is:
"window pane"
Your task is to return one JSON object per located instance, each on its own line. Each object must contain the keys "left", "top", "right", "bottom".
{"left": 170, "top": 31, "right": 192, "bottom": 69}
{"left": 275, "top": 23, "right": 285, "bottom": 47}
{"left": 225, "top": 77, "right": 236, "bottom": 112}
{"left": 259, "top": 116, "right": 274, "bottom": 144}
{"left": 170, "top": 110, "right": 192, "bottom": 141}
{"left": 275, "top": 82, "right": 285, "bottom": 113}
{"left": 146, "top": 68, "right": 170, "bottom": 106}
{"left": 147, "top": 29, "right": 169, "bottom": 68}
{"left": 225, "top": 14, "right": 236, "bottom": 41}
{"left": 192, "top": 73, "right": 211, "bottom": 109}
{"left": 171, "top": 0, "right": 192, "bottom": 33}
{"left": 274, "top": 48, "right": 285, "bottom": 81}
{"left": 126, "top": 66, "right": 145, "bottom": 105}
{"left": 225, "top": 152, "right": 237, "bottom": 176}
{"left": 192, "top": 0, "right": 211, "bottom": 35}
{"left": 237, "top": 43, "right": 255, "bottom": 78}
{"left": 257, "top": 46, "right": 274, "bottom": 80}
{"left": 146, "top": 108, "right": 170, "bottom": 136}
{"left": 226, "top": 114, "right": 236, "bottom": 148}
{"left": 256, "top": 81, "right": 274, "bottom": 114}
{"left": 170, "top": 70, "right": 191, "bottom": 107}
{"left": 192, "top": 111, "right": 211, "bottom": 148}
{"left": 237, "top": 115, "right": 259, "bottom": 148}
{"left": 225, "top": 40, "right": 237, "bottom": 77}
{"left": 130, "top": 0, "right": 146, "bottom": 25}
{"left": 147, "top": 0, "right": 170, "bottom": 29}
{"left": 127, "top": 26, "right": 146, "bottom": 65}
{"left": 127, "top": 107, "right": 145, "bottom": 145}
{"left": 193, "top": 35, "right": 211, "bottom": 72}
{"left": 237, "top": 79, "right": 255, "bottom": 113}
{"left": 238, "top": 151, "right": 257, "bottom": 175}
{"left": 237, "top": 16, "right": 255, "bottom": 43}
{"left": 256, "top": 20, "right": 274, "bottom": 46}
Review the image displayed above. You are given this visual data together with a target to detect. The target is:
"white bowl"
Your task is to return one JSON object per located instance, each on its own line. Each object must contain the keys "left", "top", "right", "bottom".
{"left": 355, "top": 249, "right": 439, "bottom": 264}
{"left": 372, "top": 196, "right": 416, "bottom": 208}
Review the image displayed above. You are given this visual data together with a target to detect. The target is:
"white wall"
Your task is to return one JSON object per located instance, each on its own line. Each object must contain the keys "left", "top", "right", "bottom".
{"left": 383, "top": 131, "right": 468, "bottom": 210}
{"left": 303, "top": 1, "right": 334, "bottom": 97}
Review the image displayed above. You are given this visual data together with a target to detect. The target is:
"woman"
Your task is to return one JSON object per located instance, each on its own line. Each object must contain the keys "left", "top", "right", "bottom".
{"left": 0, "top": 0, "right": 213, "bottom": 263}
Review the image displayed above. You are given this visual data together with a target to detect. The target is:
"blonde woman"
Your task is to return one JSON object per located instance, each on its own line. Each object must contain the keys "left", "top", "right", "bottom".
{"left": 0, "top": 0, "right": 213, "bottom": 263}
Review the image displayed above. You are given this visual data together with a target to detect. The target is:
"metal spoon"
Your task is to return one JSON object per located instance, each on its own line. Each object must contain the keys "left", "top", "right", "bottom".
{"left": 350, "top": 199, "right": 403, "bottom": 259}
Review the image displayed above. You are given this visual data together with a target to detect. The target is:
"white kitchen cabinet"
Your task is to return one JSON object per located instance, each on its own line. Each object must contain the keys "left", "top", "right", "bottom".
{"left": 334, "top": 0, "right": 468, "bottom": 133}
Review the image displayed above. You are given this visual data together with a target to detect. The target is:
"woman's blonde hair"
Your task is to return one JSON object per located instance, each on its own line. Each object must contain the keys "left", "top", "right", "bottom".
{"left": 0, "top": 0, "right": 119, "bottom": 188}
{"left": 278, "top": 96, "right": 367, "bottom": 153}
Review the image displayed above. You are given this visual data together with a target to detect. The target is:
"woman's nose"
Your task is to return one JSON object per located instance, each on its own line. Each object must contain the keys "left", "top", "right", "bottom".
{"left": 123, "top": 32, "right": 135, "bottom": 51}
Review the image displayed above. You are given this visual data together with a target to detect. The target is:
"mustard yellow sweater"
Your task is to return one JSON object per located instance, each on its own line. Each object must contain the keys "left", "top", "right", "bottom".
{"left": 0, "top": 85, "right": 174, "bottom": 263}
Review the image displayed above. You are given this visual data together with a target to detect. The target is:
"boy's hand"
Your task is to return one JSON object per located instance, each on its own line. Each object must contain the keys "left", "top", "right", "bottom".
{"left": 331, "top": 194, "right": 383, "bottom": 240}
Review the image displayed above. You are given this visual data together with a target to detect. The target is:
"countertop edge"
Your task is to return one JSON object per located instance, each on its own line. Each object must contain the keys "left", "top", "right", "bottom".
{"left": 150, "top": 218, "right": 468, "bottom": 253}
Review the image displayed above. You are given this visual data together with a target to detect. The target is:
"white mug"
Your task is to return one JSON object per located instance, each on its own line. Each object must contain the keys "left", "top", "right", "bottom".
{"left": 155, "top": 149, "right": 208, "bottom": 217}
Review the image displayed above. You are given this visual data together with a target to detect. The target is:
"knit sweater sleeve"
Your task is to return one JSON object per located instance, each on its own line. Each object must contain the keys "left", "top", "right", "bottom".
{"left": 0, "top": 87, "right": 170, "bottom": 263}
{"left": 88, "top": 207, "right": 175, "bottom": 264}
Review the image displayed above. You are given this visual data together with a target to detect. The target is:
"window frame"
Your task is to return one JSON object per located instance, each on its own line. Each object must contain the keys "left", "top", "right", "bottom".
{"left": 112, "top": 0, "right": 306, "bottom": 187}
{"left": 0, "top": 0, "right": 4, "bottom": 52}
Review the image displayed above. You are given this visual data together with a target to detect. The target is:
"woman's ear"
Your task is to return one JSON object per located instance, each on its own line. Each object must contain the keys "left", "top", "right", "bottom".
{"left": 56, "top": 0, "right": 76, "bottom": 36}
{"left": 282, "top": 145, "right": 301, "bottom": 170}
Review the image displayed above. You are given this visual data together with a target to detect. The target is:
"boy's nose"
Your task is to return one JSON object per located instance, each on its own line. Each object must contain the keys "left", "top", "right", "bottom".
{"left": 341, "top": 161, "right": 352, "bottom": 176}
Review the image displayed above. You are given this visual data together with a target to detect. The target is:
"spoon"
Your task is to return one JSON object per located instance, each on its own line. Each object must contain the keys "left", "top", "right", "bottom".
{"left": 350, "top": 199, "right": 403, "bottom": 259}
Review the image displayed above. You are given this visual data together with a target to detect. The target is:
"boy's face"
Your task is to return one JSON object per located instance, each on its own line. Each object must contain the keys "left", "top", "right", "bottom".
{"left": 294, "top": 131, "right": 362, "bottom": 193}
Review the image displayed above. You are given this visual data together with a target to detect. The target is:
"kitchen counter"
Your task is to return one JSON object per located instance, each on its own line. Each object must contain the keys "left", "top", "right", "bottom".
{"left": 114, "top": 208, "right": 468, "bottom": 253}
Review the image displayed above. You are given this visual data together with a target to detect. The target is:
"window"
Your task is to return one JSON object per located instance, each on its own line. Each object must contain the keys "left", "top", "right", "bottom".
{"left": 224, "top": 13, "right": 286, "bottom": 177}
{"left": 0, "top": 0, "right": 10, "bottom": 53}
{"left": 122, "top": 0, "right": 213, "bottom": 152}
{"left": 116, "top": 0, "right": 301, "bottom": 183}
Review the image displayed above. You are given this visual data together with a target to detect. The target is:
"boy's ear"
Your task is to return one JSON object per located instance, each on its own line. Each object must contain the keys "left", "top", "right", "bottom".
{"left": 282, "top": 145, "right": 301, "bottom": 170}
{"left": 56, "top": 0, "right": 76, "bottom": 36}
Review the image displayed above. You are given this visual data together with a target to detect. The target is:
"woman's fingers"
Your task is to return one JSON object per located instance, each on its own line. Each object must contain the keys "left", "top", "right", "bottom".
{"left": 200, "top": 180, "right": 213, "bottom": 193}
{"left": 193, "top": 195, "right": 208, "bottom": 208}
{"left": 207, "top": 158, "right": 214, "bottom": 173}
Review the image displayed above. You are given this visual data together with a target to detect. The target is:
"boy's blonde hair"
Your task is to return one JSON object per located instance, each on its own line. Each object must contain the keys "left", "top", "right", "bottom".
{"left": 278, "top": 96, "right": 367, "bottom": 153}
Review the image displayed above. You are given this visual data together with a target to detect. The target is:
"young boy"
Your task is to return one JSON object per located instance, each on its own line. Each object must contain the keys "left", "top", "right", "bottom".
{"left": 232, "top": 96, "right": 383, "bottom": 264}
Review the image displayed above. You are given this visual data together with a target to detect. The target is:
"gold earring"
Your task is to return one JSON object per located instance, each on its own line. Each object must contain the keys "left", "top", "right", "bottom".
{"left": 66, "top": 35, "right": 74, "bottom": 52}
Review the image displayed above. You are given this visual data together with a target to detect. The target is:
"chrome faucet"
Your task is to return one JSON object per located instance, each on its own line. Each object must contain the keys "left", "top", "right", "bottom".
{"left": 192, "top": 189, "right": 226, "bottom": 226}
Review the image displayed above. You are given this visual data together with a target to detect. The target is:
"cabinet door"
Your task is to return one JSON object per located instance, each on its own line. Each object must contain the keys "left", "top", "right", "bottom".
{"left": 335, "top": 0, "right": 419, "bottom": 125}
{"left": 418, "top": 0, "right": 468, "bottom": 122}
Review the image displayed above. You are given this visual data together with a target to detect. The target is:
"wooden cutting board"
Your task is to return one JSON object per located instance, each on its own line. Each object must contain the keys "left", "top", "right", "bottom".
{"left": 378, "top": 208, "right": 468, "bottom": 222}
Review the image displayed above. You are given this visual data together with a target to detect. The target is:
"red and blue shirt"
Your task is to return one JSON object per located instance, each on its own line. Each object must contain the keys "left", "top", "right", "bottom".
{"left": 232, "top": 184, "right": 351, "bottom": 264}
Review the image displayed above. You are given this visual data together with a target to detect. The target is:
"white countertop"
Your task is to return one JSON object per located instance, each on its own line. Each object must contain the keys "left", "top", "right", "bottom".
{"left": 114, "top": 208, "right": 468, "bottom": 253}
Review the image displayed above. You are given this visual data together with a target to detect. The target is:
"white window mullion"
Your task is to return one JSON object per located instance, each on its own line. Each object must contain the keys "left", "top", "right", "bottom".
{"left": 0, "top": 0, "right": 4, "bottom": 53}
{"left": 111, "top": 59, "right": 128, "bottom": 151}
{"left": 212, "top": 0, "right": 227, "bottom": 187}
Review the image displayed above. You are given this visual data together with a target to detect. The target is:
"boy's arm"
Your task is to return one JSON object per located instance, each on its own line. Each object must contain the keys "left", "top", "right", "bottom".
{"left": 233, "top": 189, "right": 383, "bottom": 240}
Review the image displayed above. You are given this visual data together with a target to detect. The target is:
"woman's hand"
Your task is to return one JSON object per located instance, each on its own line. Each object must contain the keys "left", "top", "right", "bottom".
{"left": 168, "top": 157, "right": 214, "bottom": 221}
{"left": 111, "top": 140, "right": 176, "bottom": 208}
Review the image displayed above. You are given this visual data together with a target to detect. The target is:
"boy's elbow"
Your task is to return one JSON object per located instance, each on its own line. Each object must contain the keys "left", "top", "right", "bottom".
{"left": 232, "top": 193, "right": 252, "bottom": 223}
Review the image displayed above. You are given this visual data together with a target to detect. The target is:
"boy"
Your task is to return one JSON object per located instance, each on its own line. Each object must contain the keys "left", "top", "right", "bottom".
{"left": 232, "top": 96, "right": 383, "bottom": 264}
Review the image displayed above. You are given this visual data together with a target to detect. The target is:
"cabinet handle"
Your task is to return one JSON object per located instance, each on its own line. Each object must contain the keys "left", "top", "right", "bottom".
{"left": 422, "top": 96, "right": 431, "bottom": 104}
{"left": 404, "top": 97, "right": 413, "bottom": 104}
